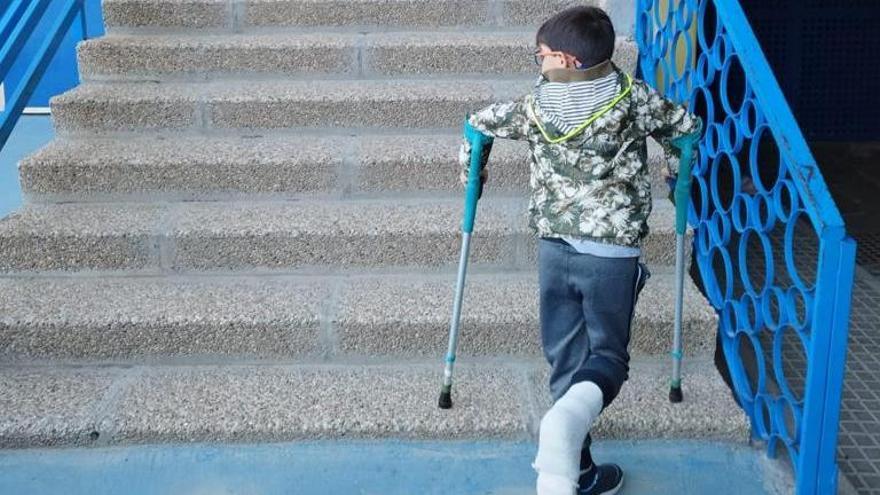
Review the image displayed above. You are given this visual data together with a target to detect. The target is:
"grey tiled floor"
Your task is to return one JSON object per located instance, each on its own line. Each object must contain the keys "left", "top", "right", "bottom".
{"left": 838, "top": 271, "right": 880, "bottom": 494}
{"left": 856, "top": 234, "right": 880, "bottom": 278}
{"left": 817, "top": 142, "right": 880, "bottom": 494}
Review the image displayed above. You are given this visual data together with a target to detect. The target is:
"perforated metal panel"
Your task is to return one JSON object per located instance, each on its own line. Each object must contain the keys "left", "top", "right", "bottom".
{"left": 637, "top": 1, "right": 858, "bottom": 494}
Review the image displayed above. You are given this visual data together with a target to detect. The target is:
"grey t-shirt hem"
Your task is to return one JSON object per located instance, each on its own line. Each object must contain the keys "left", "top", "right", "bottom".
{"left": 560, "top": 235, "right": 642, "bottom": 258}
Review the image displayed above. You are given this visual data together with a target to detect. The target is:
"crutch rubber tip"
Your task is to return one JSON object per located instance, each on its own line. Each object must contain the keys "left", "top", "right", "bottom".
{"left": 669, "top": 386, "right": 683, "bottom": 403}
{"left": 439, "top": 391, "right": 453, "bottom": 409}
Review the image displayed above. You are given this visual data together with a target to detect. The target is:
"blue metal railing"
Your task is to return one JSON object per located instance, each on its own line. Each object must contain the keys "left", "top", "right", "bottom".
{"left": 636, "top": 1, "right": 857, "bottom": 494}
{"left": 0, "top": 0, "right": 99, "bottom": 151}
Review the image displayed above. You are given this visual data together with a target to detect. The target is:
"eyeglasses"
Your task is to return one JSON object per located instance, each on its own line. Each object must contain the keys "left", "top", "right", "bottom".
{"left": 533, "top": 49, "right": 578, "bottom": 66}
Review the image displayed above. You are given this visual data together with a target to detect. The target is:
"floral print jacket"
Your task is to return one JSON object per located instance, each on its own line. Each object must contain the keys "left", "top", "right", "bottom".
{"left": 460, "top": 66, "right": 700, "bottom": 248}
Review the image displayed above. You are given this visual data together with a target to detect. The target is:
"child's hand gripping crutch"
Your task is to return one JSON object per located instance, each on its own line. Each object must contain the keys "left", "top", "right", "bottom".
{"left": 668, "top": 126, "right": 701, "bottom": 403}
{"left": 438, "top": 120, "right": 494, "bottom": 410}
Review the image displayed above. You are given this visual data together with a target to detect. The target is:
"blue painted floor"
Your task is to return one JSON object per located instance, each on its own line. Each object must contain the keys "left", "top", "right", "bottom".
{"left": 0, "top": 115, "right": 54, "bottom": 218}
{"left": 0, "top": 440, "right": 790, "bottom": 495}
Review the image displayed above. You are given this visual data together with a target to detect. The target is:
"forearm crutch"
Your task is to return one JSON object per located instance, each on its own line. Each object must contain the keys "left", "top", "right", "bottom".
{"left": 669, "top": 129, "right": 700, "bottom": 404}
{"left": 438, "top": 120, "right": 493, "bottom": 410}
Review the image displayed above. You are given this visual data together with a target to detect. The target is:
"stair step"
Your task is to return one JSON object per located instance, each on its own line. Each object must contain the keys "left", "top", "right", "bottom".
{"left": 22, "top": 133, "right": 668, "bottom": 202}
{"left": 0, "top": 198, "right": 687, "bottom": 273}
{"left": 0, "top": 359, "right": 748, "bottom": 448}
{"left": 333, "top": 267, "right": 713, "bottom": 358}
{"left": 51, "top": 79, "right": 524, "bottom": 133}
{"left": 0, "top": 203, "right": 164, "bottom": 272}
{"left": 0, "top": 269, "right": 715, "bottom": 363}
{"left": 78, "top": 32, "right": 637, "bottom": 80}
{"left": 102, "top": 0, "right": 600, "bottom": 31}
{"left": 22, "top": 135, "right": 348, "bottom": 200}
{"left": 104, "top": 0, "right": 231, "bottom": 30}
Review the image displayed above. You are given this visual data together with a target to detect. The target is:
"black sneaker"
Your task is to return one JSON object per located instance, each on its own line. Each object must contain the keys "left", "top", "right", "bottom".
{"left": 578, "top": 463, "right": 624, "bottom": 495}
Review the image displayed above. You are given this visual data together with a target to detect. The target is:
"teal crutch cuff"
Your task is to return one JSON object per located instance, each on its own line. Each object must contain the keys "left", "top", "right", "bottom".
{"left": 670, "top": 119, "right": 703, "bottom": 235}
{"left": 461, "top": 119, "right": 494, "bottom": 234}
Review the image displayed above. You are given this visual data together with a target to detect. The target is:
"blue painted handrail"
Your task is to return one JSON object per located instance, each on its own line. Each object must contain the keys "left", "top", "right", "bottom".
{"left": 636, "top": 1, "right": 857, "bottom": 494}
{"left": 0, "top": 1, "right": 31, "bottom": 49}
{"left": 0, "top": 0, "right": 97, "bottom": 151}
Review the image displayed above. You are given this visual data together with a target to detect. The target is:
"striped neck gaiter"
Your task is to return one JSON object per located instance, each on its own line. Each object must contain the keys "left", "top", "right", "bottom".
{"left": 533, "top": 70, "right": 620, "bottom": 135}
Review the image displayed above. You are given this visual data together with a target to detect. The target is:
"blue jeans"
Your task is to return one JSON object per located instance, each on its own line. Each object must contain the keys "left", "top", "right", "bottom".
{"left": 538, "top": 237, "right": 650, "bottom": 465}
{"left": 538, "top": 237, "right": 650, "bottom": 406}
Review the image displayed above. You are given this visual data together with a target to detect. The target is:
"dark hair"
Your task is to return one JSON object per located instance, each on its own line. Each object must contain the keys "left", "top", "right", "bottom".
{"left": 536, "top": 6, "right": 615, "bottom": 69}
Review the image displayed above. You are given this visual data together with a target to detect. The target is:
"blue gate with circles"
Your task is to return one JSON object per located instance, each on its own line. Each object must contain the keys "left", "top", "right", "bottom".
{"left": 635, "top": 1, "right": 857, "bottom": 493}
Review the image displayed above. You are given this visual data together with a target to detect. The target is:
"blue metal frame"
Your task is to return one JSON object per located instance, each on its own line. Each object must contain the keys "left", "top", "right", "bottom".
{"left": 636, "top": 1, "right": 857, "bottom": 493}
{"left": 0, "top": 0, "right": 98, "bottom": 150}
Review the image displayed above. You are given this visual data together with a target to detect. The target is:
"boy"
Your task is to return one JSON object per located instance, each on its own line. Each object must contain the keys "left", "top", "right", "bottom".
{"left": 459, "top": 6, "right": 700, "bottom": 495}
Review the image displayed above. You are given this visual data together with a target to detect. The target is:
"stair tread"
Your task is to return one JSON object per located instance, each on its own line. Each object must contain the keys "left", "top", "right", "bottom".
{"left": 23, "top": 134, "right": 669, "bottom": 200}
{"left": 51, "top": 78, "right": 529, "bottom": 131}
{"left": 87, "top": 30, "right": 538, "bottom": 44}
{"left": 0, "top": 196, "right": 679, "bottom": 235}
{"left": 0, "top": 269, "right": 716, "bottom": 362}
{"left": 79, "top": 31, "right": 637, "bottom": 80}
{"left": 102, "top": 0, "right": 600, "bottom": 30}
{"left": 0, "top": 358, "right": 748, "bottom": 448}
{"left": 0, "top": 197, "right": 685, "bottom": 271}
{"left": 55, "top": 78, "right": 524, "bottom": 101}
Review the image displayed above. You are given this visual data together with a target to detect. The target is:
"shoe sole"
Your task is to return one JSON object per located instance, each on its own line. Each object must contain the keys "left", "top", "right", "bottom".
{"left": 599, "top": 471, "right": 624, "bottom": 495}
{"left": 603, "top": 474, "right": 624, "bottom": 495}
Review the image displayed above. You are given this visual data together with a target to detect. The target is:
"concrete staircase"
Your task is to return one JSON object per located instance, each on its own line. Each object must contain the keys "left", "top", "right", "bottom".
{"left": 0, "top": 0, "right": 747, "bottom": 449}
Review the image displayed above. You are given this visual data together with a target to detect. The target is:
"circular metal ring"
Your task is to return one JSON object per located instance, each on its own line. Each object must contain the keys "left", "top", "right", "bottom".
{"left": 671, "top": 28, "right": 694, "bottom": 81}
{"left": 652, "top": 28, "right": 669, "bottom": 60}
{"left": 710, "top": 151, "right": 742, "bottom": 213}
{"left": 784, "top": 210, "right": 817, "bottom": 292}
{"left": 689, "top": 84, "right": 715, "bottom": 130}
{"left": 773, "top": 395, "right": 801, "bottom": 447}
{"left": 761, "top": 286, "right": 787, "bottom": 331}
{"left": 721, "top": 299, "right": 740, "bottom": 338}
{"left": 731, "top": 192, "right": 751, "bottom": 233}
{"left": 773, "top": 179, "right": 800, "bottom": 223}
{"left": 739, "top": 97, "right": 763, "bottom": 138}
{"left": 697, "top": 220, "right": 713, "bottom": 257}
{"left": 720, "top": 53, "right": 750, "bottom": 116}
{"left": 705, "top": 122, "right": 722, "bottom": 158}
{"left": 784, "top": 285, "right": 813, "bottom": 333}
{"left": 753, "top": 394, "right": 775, "bottom": 440}
{"left": 699, "top": 244, "right": 734, "bottom": 307}
{"left": 636, "top": 10, "right": 654, "bottom": 52}
{"left": 710, "top": 32, "right": 729, "bottom": 72}
{"left": 675, "top": 0, "right": 694, "bottom": 31}
{"left": 696, "top": 51, "right": 715, "bottom": 87}
{"left": 738, "top": 228, "right": 775, "bottom": 298}
{"left": 653, "top": 0, "right": 674, "bottom": 30}
{"left": 749, "top": 124, "right": 781, "bottom": 194}
{"left": 709, "top": 209, "right": 732, "bottom": 247}
{"left": 773, "top": 325, "right": 809, "bottom": 406}
{"left": 722, "top": 115, "right": 743, "bottom": 154}
{"left": 697, "top": 0, "right": 720, "bottom": 55}
{"left": 690, "top": 172, "right": 709, "bottom": 225}
{"left": 737, "top": 292, "right": 763, "bottom": 335}
{"left": 751, "top": 192, "right": 777, "bottom": 232}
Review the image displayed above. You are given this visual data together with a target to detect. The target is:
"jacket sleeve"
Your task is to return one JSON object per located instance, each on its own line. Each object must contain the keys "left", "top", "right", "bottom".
{"left": 634, "top": 82, "right": 702, "bottom": 176}
{"left": 458, "top": 98, "right": 530, "bottom": 185}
